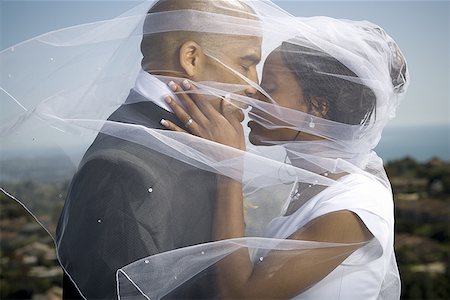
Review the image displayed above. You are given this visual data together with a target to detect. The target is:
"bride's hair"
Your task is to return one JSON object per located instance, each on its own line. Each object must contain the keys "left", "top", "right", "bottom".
{"left": 280, "top": 38, "right": 407, "bottom": 126}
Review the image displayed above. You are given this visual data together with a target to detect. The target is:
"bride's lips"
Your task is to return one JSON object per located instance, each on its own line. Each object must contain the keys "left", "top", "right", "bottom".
{"left": 247, "top": 118, "right": 267, "bottom": 132}
{"left": 247, "top": 120, "right": 258, "bottom": 128}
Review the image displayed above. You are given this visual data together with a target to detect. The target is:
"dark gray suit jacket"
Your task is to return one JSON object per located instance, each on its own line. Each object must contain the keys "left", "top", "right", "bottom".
{"left": 57, "top": 91, "right": 217, "bottom": 299}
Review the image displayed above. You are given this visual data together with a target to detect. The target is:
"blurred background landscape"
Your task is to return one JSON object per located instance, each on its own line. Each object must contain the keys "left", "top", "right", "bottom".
{"left": 1, "top": 0, "right": 449, "bottom": 299}
{"left": 1, "top": 155, "right": 449, "bottom": 299}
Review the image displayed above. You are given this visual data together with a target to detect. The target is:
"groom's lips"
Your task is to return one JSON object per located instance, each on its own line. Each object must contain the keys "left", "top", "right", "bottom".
{"left": 248, "top": 109, "right": 265, "bottom": 128}
{"left": 248, "top": 109, "right": 268, "bottom": 126}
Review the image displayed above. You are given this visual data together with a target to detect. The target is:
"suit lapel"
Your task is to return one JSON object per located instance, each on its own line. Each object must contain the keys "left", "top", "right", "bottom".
{"left": 108, "top": 90, "right": 185, "bottom": 130}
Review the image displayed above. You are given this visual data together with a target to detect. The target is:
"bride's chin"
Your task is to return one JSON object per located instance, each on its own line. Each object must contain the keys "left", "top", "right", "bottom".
{"left": 248, "top": 121, "right": 270, "bottom": 146}
{"left": 248, "top": 131, "right": 270, "bottom": 146}
{"left": 248, "top": 133, "right": 260, "bottom": 145}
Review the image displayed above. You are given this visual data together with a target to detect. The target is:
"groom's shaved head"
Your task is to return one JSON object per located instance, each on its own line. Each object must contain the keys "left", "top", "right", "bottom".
{"left": 149, "top": 0, "right": 252, "bottom": 14}
{"left": 140, "top": 0, "right": 259, "bottom": 72}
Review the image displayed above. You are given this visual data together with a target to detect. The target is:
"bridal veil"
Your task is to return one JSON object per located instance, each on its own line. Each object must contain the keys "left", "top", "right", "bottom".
{"left": 0, "top": 0, "right": 408, "bottom": 299}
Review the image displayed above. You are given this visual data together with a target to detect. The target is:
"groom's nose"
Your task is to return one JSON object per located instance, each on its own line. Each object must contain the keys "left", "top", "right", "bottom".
{"left": 247, "top": 66, "right": 258, "bottom": 84}
{"left": 245, "top": 85, "right": 258, "bottom": 98}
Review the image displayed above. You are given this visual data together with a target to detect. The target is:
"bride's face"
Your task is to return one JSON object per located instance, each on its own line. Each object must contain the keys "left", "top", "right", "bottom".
{"left": 248, "top": 49, "right": 321, "bottom": 146}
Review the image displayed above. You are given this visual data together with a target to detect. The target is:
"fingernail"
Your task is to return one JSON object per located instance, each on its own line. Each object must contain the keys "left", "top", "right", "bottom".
{"left": 168, "top": 81, "right": 177, "bottom": 91}
{"left": 182, "top": 79, "right": 190, "bottom": 89}
{"left": 164, "top": 95, "right": 172, "bottom": 104}
{"left": 160, "top": 119, "right": 169, "bottom": 127}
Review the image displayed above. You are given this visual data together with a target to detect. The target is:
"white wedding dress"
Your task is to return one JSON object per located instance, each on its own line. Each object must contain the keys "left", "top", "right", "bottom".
{"left": 261, "top": 173, "right": 400, "bottom": 299}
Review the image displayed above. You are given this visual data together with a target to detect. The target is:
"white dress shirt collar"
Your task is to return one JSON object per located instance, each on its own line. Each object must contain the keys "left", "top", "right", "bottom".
{"left": 132, "top": 69, "right": 174, "bottom": 112}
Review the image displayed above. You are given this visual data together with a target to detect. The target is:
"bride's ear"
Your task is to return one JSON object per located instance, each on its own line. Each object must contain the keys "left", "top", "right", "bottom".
{"left": 179, "top": 41, "right": 205, "bottom": 79}
{"left": 309, "top": 96, "right": 329, "bottom": 118}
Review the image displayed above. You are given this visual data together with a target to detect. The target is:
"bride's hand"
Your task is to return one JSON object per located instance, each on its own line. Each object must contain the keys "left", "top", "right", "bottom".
{"left": 160, "top": 79, "right": 246, "bottom": 150}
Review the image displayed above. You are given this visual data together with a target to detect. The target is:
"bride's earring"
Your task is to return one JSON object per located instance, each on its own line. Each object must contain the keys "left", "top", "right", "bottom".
{"left": 308, "top": 117, "right": 315, "bottom": 128}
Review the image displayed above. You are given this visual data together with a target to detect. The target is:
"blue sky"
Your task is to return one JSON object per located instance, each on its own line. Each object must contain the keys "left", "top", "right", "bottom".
{"left": 1, "top": 0, "right": 449, "bottom": 127}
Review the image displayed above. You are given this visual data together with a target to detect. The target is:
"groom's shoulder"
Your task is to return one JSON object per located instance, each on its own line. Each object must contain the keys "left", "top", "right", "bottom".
{"left": 80, "top": 133, "right": 171, "bottom": 176}
{"left": 64, "top": 139, "right": 172, "bottom": 203}
{"left": 81, "top": 102, "right": 168, "bottom": 170}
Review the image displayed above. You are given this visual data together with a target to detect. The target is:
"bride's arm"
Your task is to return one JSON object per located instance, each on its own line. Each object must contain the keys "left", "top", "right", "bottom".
{"left": 213, "top": 176, "right": 251, "bottom": 297}
{"left": 213, "top": 174, "right": 373, "bottom": 299}
{"left": 161, "top": 83, "right": 373, "bottom": 299}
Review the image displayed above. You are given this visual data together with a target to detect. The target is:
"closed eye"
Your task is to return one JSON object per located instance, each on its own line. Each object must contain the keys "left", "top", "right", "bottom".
{"left": 241, "top": 54, "right": 261, "bottom": 67}
{"left": 241, "top": 65, "right": 250, "bottom": 72}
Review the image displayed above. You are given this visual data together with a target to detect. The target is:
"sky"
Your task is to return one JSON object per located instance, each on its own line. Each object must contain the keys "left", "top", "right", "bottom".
{"left": 1, "top": 0, "right": 449, "bottom": 128}
{"left": 1, "top": 0, "right": 449, "bottom": 160}
{"left": 276, "top": 1, "right": 450, "bottom": 128}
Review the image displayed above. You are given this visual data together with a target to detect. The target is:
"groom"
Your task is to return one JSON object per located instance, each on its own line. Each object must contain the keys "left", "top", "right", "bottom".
{"left": 57, "top": 0, "right": 261, "bottom": 299}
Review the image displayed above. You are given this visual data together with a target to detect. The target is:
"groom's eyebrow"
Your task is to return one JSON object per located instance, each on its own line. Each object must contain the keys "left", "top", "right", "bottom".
{"left": 241, "top": 54, "right": 261, "bottom": 65}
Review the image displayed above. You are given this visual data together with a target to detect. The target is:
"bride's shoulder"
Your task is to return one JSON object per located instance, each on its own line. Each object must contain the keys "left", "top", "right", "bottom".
{"left": 336, "top": 173, "right": 391, "bottom": 198}
{"left": 310, "top": 172, "right": 394, "bottom": 223}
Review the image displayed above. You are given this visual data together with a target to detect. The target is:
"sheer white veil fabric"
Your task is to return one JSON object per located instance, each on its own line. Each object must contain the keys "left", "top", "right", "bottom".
{"left": 0, "top": 0, "right": 408, "bottom": 299}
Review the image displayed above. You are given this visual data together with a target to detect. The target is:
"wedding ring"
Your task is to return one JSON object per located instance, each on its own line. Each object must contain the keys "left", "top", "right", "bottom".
{"left": 184, "top": 118, "right": 193, "bottom": 128}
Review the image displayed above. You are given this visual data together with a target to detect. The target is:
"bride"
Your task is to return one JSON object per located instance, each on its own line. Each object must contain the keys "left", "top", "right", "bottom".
{"left": 160, "top": 22, "right": 408, "bottom": 299}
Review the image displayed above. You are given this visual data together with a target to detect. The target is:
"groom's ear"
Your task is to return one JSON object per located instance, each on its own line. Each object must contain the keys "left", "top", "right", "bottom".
{"left": 179, "top": 41, "right": 205, "bottom": 79}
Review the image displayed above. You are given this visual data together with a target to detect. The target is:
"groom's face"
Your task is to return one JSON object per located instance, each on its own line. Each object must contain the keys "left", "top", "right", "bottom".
{"left": 200, "top": 36, "right": 261, "bottom": 85}
{"left": 194, "top": 35, "right": 262, "bottom": 110}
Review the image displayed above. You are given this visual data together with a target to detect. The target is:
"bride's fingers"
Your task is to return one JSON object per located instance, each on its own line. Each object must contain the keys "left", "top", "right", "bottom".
{"left": 180, "top": 79, "right": 220, "bottom": 119}
{"left": 168, "top": 81, "right": 208, "bottom": 125}
{"left": 160, "top": 119, "right": 186, "bottom": 133}
{"left": 221, "top": 96, "right": 244, "bottom": 131}
{"left": 164, "top": 95, "right": 200, "bottom": 134}
{"left": 226, "top": 97, "right": 245, "bottom": 123}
